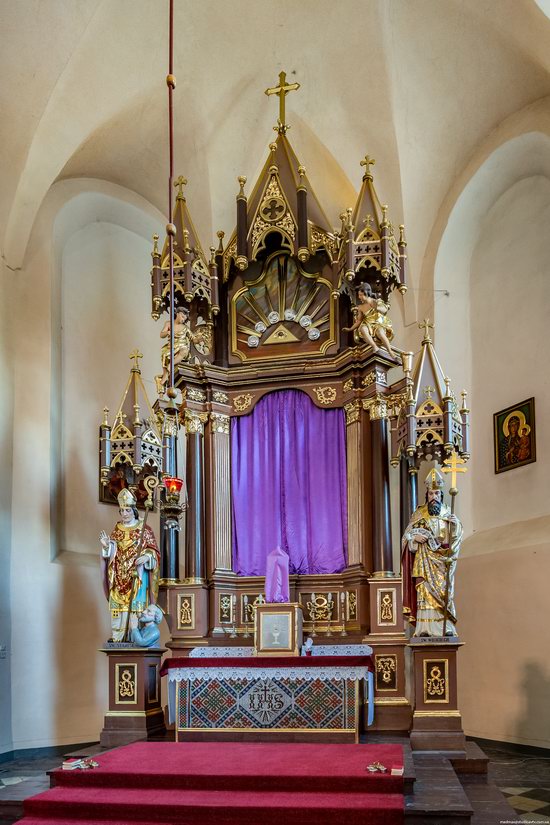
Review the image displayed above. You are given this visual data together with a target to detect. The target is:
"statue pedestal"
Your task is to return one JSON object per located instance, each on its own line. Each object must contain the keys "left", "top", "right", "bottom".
{"left": 409, "top": 638, "right": 466, "bottom": 751}
{"left": 99, "top": 647, "right": 166, "bottom": 748}
{"left": 364, "top": 576, "right": 413, "bottom": 732}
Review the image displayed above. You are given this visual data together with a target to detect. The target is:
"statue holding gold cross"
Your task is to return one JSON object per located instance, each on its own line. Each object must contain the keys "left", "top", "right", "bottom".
{"left": 401, "top": 468, "right": 464, "bottom": 637}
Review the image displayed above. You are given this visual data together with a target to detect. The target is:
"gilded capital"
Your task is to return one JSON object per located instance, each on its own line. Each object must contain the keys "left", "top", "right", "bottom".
{"left": 363, "top": 394, "right": 388, "bottom": 421}
{"left": 344, "top": 400, "right": 361, "bottom": 425}
{"left": 211, "top": 413, "right": 230, "bottom": 435}
{"left": 184, "top": 410, "right": 208, "bottom": 435}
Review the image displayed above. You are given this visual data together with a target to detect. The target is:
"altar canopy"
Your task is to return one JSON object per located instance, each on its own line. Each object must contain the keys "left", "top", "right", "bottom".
{"left": 231, "top": 390, "right": 348, "bottom": 575}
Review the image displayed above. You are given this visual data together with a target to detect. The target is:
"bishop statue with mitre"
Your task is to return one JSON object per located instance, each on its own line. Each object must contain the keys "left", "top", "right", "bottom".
{"left": 401, "top": 469, "right": 463, "bottom": 637}
{"left": 99, "top": 488, "right": 160, "bottom": 642}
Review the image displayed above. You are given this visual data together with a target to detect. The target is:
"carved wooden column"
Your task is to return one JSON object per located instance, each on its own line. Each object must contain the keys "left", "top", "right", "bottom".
{"left": 209, "top": 412, "right": 232, "bottom": 573}
{"left": 184, "top": 409, "right": 208, "bottom": 582}
{"left": 163, "top": 409, "right": 209, "bottom": 648}
{"left": 344, "top": 399, "right": 367, "bottom": 569}
{"left": 365, "top": 396, "right": 393, "bottom": 576}
{"left": 364, "top": 394, "right": 412, "bottom": 732}
{"left": 160, "top": 413, "right": 179, "bottom": 583}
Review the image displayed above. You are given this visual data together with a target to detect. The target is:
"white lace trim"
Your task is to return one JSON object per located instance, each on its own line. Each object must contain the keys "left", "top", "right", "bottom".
{"left": 166, "top": 665, "right": 370, "bottom": 682}
{"left": 188, "top": 644, "right": 373, "bottom": 659}
{"left": 189, "top": 647, "right": 253, "bottom": 658}
{"left": 311, "top": 644, "right": 373, "bottom": 657}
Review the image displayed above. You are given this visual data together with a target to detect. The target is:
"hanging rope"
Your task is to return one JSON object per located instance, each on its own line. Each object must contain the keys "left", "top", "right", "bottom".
{"left": 166, "top": 0, "right": 176, "bottom": 398}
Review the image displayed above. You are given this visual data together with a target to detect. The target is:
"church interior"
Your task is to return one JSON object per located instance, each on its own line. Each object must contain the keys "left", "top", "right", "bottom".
{"left": 1, "top": 1, "right": 550, "bottom": 823}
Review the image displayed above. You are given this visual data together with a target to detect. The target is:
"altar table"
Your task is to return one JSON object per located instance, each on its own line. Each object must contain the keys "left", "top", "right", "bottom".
{"left": 161, "top": 654, "right": 373, "bottom": 743}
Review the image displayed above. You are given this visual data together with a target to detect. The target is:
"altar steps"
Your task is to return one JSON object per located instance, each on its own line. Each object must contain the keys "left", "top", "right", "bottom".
{"left": 18, "top": 741, "right": 405, "bottom": 825}
{"left": 22, "top": 787, "right": 404, "bottom": 824}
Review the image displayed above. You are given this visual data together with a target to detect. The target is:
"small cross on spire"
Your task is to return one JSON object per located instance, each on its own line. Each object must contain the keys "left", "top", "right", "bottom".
{"left": 419, "top": 318, "right": 434, "bottom": 342}
{"left": 129, "top": 349, "right": 143, "bottom": 371}
{"left": 174, "top": 176, "right": 187, "bottom": 199}
{"left": 360, "top": 154, "right": 376, "bottom": 177}
{"left": 265, "top": 71, "right": 300, "bottom": 134}
{"left": 423, "top": 385, "right": 435, "bottom": 400}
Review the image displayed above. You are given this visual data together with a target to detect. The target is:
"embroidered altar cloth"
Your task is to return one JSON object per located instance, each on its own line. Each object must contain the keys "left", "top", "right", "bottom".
{"left": 161, "top": 655, "right": 374, "bottom": 729}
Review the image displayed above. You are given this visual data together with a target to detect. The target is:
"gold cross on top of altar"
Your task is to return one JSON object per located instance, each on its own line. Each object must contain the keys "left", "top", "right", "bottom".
{"left": 442, "top": 451, "right": 468, "bottom": 491}
{"left": 129, "top": 349, "right": 143, "bottom": 371}
{"left": 265, "top": 71, "right": 300, "bottom": 133}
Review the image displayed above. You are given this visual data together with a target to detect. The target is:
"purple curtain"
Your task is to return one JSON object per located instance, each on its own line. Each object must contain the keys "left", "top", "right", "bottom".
{"left": 231, "top": 390, "right": 348, "bottom": 575}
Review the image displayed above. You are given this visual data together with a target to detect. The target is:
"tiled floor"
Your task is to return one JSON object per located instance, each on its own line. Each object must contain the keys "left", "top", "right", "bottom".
{"left": 484, "top": 744, "right": 550, "bottom": 824}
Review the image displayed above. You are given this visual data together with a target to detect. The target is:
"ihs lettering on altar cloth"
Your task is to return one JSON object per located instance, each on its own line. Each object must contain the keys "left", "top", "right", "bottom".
{"left": 265, "top": 71, "right": 300, "bottom": 133}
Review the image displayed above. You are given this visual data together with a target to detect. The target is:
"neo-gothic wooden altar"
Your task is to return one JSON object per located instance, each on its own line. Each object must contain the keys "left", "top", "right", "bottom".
{"left": 148, "top": 86, "right": 414, "bottom": 731}
{"left": 100, "top": 74, "right": 470, "bottom": 744}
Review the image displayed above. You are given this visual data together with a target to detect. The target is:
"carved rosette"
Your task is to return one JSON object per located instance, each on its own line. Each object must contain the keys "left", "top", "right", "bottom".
{"left": 233, "top": 393, "right": 254, "bottom": 413}
{"left": 312, "top": 385, "right": 337, "bottom": 405}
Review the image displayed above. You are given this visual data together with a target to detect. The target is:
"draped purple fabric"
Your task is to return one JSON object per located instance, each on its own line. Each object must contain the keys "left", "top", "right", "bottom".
{"left": 231, "top": 390, "right": 348, "bottom": 576}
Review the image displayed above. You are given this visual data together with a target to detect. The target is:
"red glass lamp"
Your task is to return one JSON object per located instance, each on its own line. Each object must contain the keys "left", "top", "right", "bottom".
{"left": 163, "top": 476, "right": 184, "bottom": 498}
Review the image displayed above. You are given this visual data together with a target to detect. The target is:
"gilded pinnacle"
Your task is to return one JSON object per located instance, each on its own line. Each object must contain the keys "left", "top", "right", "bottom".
{"left": 129, "top": 349, "right": 143, "bottom": 371}
{"left": 174, "top": 176, "right": 187, "bottom": 199}
{"left": 360, "top": 154, "right": 376, "bottom": 177}
{"left": 419, "top": 318, "right": 434, "bottom": 342}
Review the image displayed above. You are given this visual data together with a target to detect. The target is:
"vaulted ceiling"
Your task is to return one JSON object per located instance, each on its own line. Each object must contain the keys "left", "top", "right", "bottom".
{"left": 2, "top": 0, "right": 550, "bottom": 295}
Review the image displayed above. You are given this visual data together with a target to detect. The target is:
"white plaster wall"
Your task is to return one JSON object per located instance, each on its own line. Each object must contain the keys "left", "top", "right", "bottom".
{"left": 0, "top": 263, "right": 14, "bottom": 754}
{"left": 470, "top": 176, "right": 550, "bottom": 531}
{"left": 61, "top": 222, "right": 160, "bottom": 556}
{"left": 8, "top": 182, "right": 165, "bottom": 749}
{"left": 454, "top": 175, "right": 550, "bottom": 748}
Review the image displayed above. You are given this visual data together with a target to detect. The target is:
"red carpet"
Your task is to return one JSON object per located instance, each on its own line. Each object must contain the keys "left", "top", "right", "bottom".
{"left": 19, "top": 741, "right": 404, "bottom": 824}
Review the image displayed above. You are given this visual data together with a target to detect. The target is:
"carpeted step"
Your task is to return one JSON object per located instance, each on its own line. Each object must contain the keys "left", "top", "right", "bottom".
{"left": 25, "top": 786, "right": 405, "bottom": 824}
{"left": 18, "top": 821, "right": 181, "bottom": 825}
{"left": 50, "top": 741, "right": 404, "bottom": 794}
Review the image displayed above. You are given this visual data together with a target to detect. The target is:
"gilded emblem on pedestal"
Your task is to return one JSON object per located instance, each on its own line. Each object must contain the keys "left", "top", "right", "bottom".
{"left": 375, "top": 655, "right": 397, "bottom": 691}
{"left": 423, "top": 659, "right": 449, "bottom": 703}
{"left": 177, "top": 594, "right": 195, "bottom": 630}
{"left": 115, "top": 663, "right": 137, "bottom": 705}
